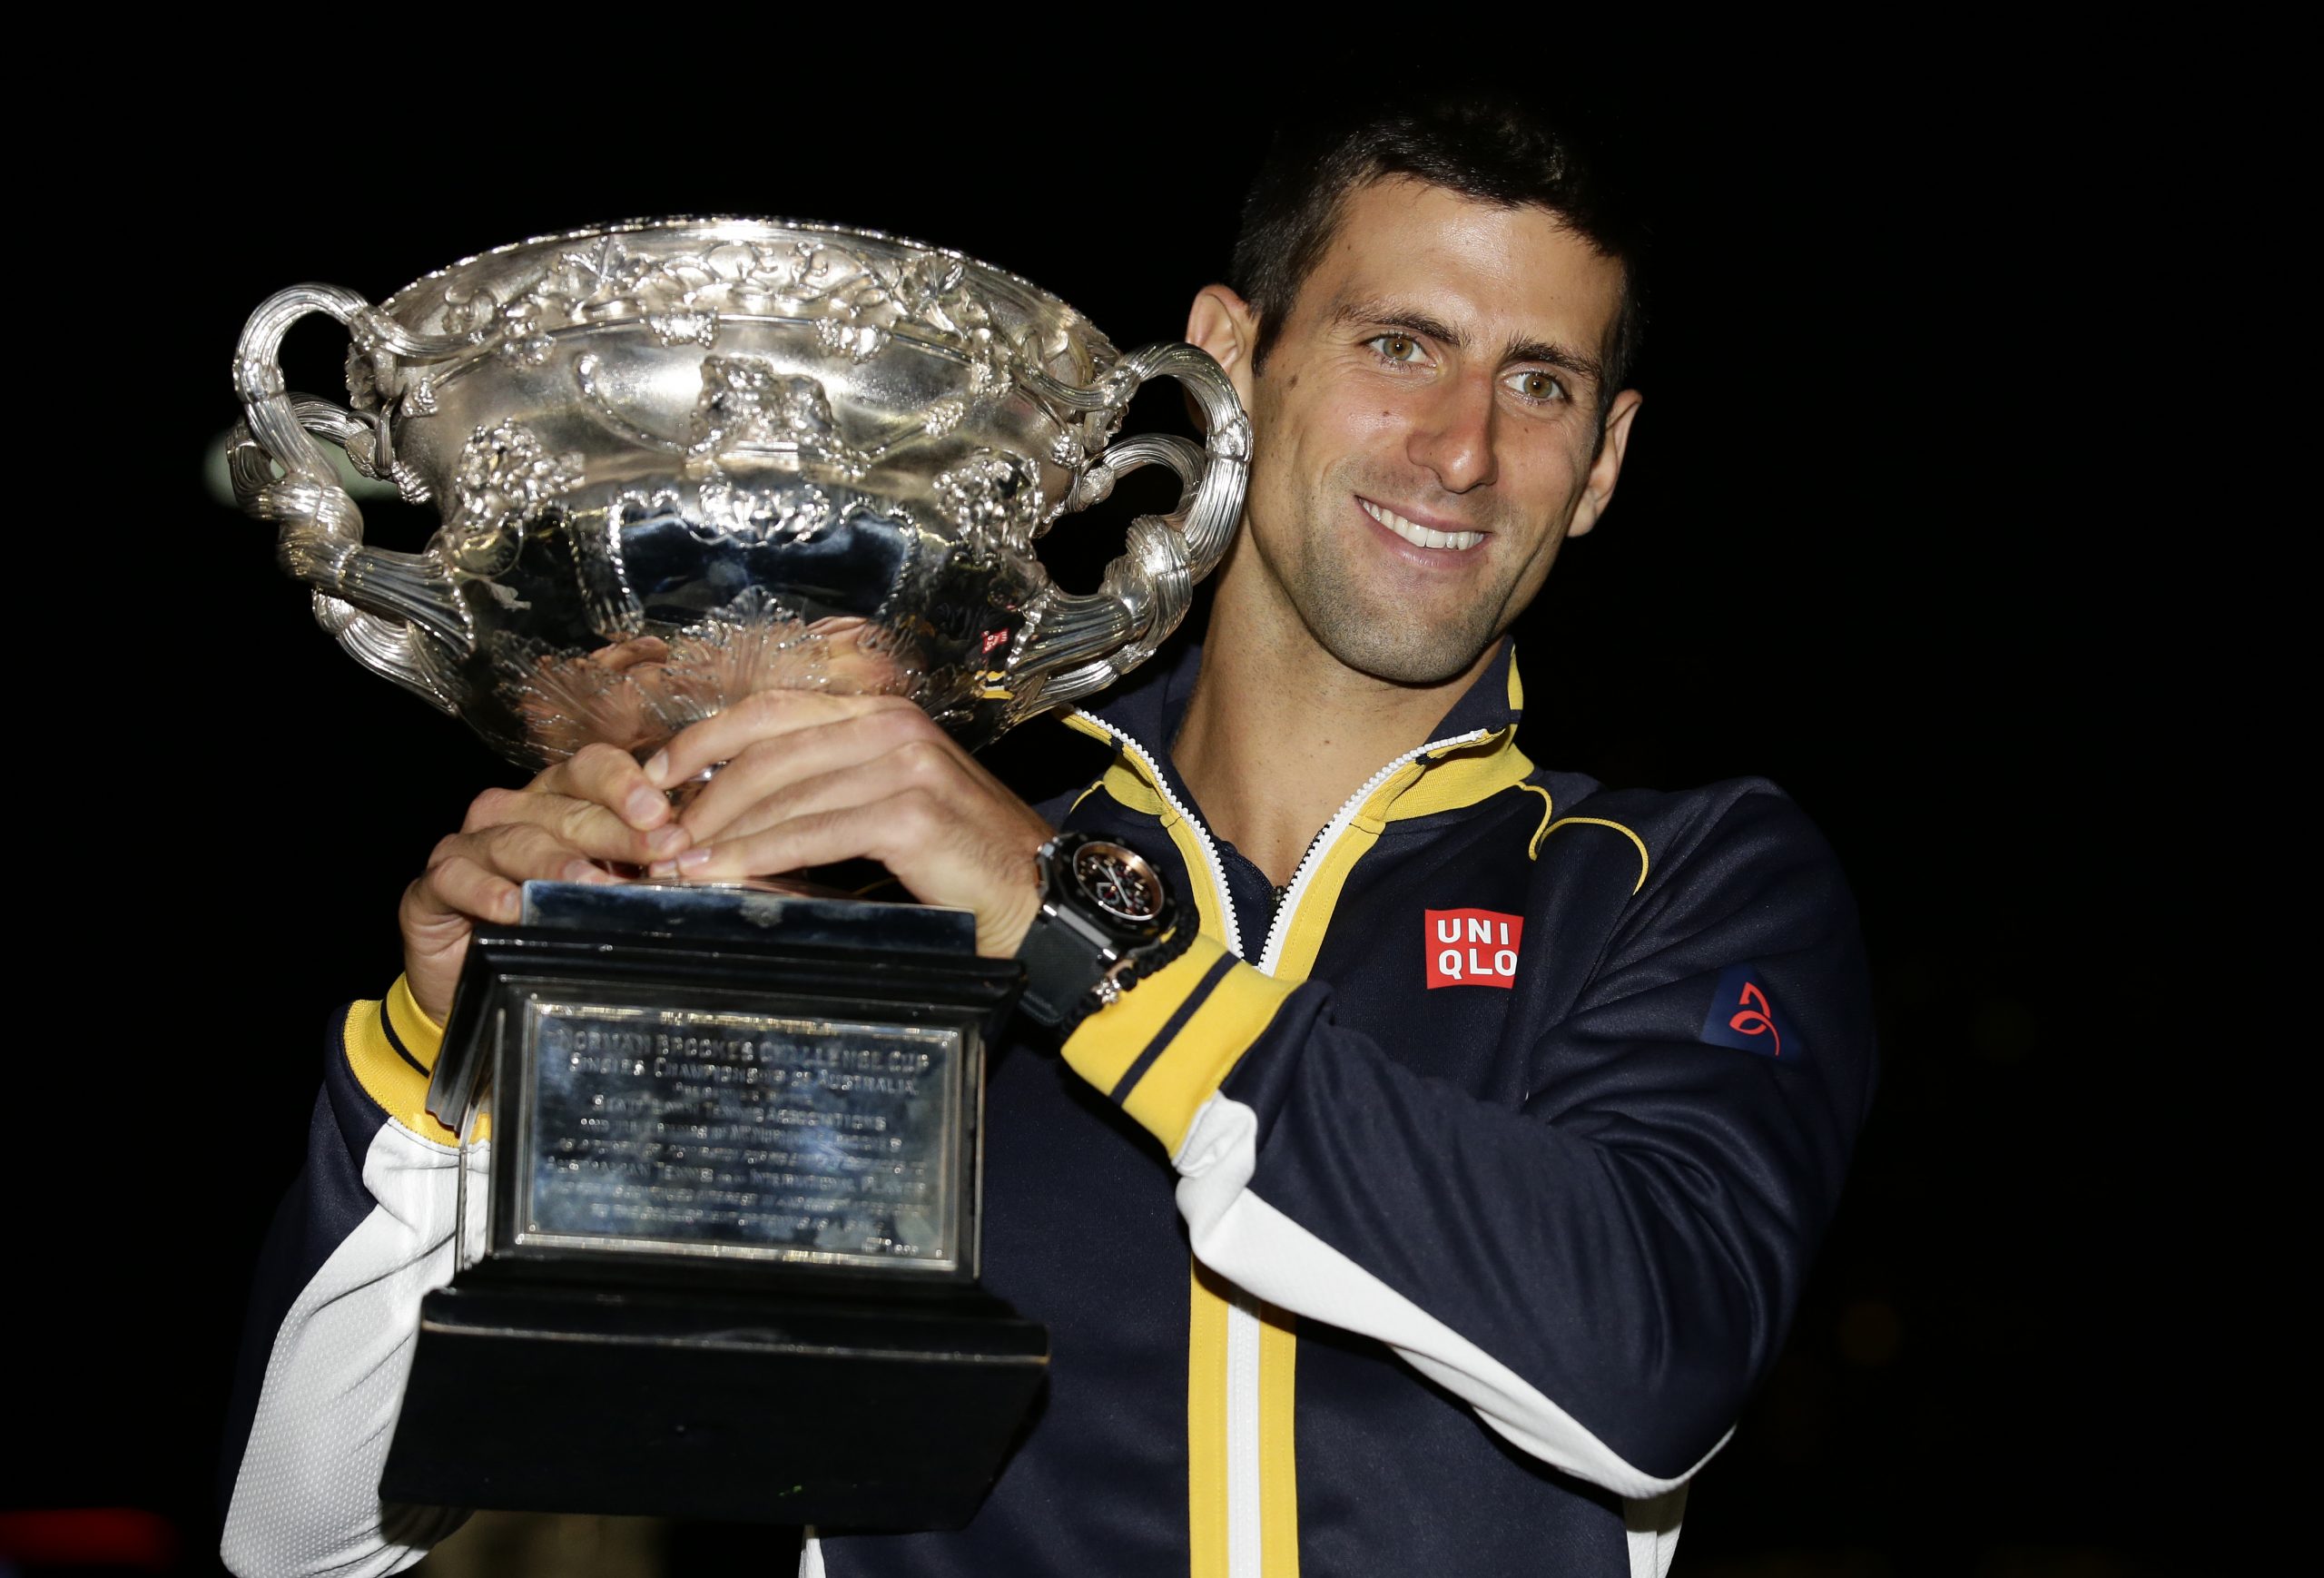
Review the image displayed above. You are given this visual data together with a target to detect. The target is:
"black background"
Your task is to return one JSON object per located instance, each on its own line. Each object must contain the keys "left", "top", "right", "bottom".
{"left": 15, "top": 55, "right": 2214, "bottom": 1578}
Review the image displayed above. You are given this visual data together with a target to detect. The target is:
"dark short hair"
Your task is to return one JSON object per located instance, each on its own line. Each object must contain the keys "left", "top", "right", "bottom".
{"left": 1229, "top": 94, "right": 1644, "bottom": 409}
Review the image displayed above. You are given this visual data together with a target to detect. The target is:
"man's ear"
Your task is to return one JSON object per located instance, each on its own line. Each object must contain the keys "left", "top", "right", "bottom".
{"left": 1187, "top": 284, "right": 1262, "bottom": 411}
{"left": 1565, "top": 389, "right": 1643, "bottom": 540}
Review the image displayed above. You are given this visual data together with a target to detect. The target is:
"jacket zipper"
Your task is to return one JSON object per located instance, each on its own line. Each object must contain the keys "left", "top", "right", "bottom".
{"left": 1076, "top": 709, "right": 1491, "bottom": 1578}
{"left": 1255, "top": 728, "right": 1490, "bottom": 974}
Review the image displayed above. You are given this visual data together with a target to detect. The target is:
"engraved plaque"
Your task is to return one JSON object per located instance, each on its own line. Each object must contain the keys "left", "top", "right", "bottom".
{"left": 522, "top": 1001, "right": 960, "bottom": 1271}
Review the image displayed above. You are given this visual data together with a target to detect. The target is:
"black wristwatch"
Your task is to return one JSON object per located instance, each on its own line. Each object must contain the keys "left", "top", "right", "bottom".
{"left": 1015, "top": 832, "right": 1189, "bottom": 1032}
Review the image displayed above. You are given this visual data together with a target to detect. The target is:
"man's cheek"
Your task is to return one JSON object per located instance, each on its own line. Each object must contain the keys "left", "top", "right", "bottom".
{"left": 1331, "top": 393, "right": 1409, "bottom": 445}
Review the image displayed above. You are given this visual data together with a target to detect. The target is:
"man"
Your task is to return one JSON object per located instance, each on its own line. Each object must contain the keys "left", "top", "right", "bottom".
{"left": 223, "top": 97, "right": 1874, "bottom": 1578}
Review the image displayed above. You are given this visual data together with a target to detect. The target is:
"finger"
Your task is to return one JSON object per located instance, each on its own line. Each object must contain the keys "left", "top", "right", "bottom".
{"left": 647, "top": 691, "right": 918, "bottom": 790}
{"left": 399, "top": 871, "right": 483, "bottom": 1024}
{"left": 706, "top": 734, "right": 990, "bottom": 860}
{"left": 475, "top": 821, "right": 628, "bottom": 889}
{"left": 679, "top": 707, "right": 942, "bottom": 843}
{"left": 420, "top": 824, "right": 624, "bottom": 922}
{"left": 462, "top": 784, "right": 689, "bottom": 866}
{"left": 412, "top": 851, "right": 526, "bottom": 929}
{"left": 534, "top": 742, "right": 680, "bottom": 833}
{"left": 674, "top": 793, "right": 950, "bottom": 889}
{"left": 673, "top": 793, "right": 1045, "bottom": 958}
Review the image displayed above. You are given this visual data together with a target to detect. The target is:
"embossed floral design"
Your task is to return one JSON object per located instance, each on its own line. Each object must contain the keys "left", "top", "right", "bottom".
{"left": 473, "top": 236, "right": 813, "bottom": 362}
{"left": 828, "top": 252, "right": 971, "bottom": 335}
{"left": 447, "top": 421, "right": 586, "bottom": 573}
{"left": 685, "top": 359, "right": 868, "bottom": 478}
{"left": 439, "top": 281, "right": 502, "bottom": 338}
{"left": 815, "top": 317, "right": 889, "bottom": 362}
{"left": 344, "top": 330, "right": 439, "bottom": 419}
{"left": 645, "top": 310, "right": 719, "bottom": 349}
{"left": 932, "top": 449, "right": 1045, "bottom": 543}
{"left": 343, "top": 342, "right": 386, "bottom": 409}
{"left": 694, "top": 478, "right": 834, "bottom": 544}
{"left": 960, "top": 317, "right": 1033, "bottom": 396}
{"left": 448, "top": 231, "right": 1082, "bottom": 397}
{"left": 919, "top": 399, "right": 967, "bottom": 440}
{"left": 495, "top": 298, "right": 556, "bottom": 366}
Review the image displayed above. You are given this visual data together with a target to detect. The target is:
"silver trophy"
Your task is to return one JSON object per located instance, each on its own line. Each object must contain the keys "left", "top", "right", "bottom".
{"left": 231, "top": 217, "right": 1246, "bottom": 756}
{"left": 229, "top": 219, "right": 1247, "bottom": 1525}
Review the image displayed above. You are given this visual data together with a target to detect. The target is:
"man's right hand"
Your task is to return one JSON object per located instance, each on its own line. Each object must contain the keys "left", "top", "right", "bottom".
{"left": 399, "top": 744, "right": 692, "bottom": 1024}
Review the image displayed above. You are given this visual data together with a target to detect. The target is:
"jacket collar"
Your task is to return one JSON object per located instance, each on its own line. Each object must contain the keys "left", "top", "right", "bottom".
{"left": 1064, "top": 636, "right": 1534, "bottom": 825}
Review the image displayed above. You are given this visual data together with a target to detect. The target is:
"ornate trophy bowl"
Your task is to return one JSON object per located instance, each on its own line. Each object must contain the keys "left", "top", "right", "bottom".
{"left": 229, "top": 221, "right": 1248, "bottom": 1528}
{"left": 231, "top": 217, "right": 1247, "bottom": 766}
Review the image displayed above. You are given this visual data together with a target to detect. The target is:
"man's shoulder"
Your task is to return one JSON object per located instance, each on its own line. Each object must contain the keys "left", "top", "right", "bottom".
{"left": 1549, "top": 770, "right": 1797, "bottom": 836}
{"left": 1528, "top": 769, "right": 1845, "bottom": 898}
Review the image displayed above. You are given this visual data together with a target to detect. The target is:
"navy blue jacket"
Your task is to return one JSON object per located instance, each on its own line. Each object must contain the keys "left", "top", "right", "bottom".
{"left": 222, "top": 640, "right": 1874, "bottom": 1578}
{"left": 818, "top": 639, "right": 1876, "bottom": 1578}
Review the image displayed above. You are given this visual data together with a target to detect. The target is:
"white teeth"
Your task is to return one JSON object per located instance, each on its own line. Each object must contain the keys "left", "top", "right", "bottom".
{"left": 1361, "top": 498, "right": 1482, "bottom": 551}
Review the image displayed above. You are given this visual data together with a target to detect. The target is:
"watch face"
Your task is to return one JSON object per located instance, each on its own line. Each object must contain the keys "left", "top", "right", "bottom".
{"left": 1071, "top": 841, "right": 1166, "bottom": 924}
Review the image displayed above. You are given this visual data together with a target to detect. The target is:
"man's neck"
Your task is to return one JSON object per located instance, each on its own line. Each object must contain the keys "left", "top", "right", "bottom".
{"left": 1173, "top": 583, "right": 1496, "bottom": 887}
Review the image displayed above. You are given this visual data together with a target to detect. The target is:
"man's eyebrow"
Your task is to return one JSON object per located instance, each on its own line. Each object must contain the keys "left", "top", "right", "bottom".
{"left": 1504, "top": 336, "right": 1604, "bottom": 391}
{"left": 1333, "top": 297, "right": 1469, "bottom": 350}
{"left": 1333, "top": 297, "right": 1605, "bottom": 390}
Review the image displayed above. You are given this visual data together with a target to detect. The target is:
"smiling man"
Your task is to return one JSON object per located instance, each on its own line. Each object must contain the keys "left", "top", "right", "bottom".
{"left": 224, "top": 96, "right": 1874, "bottom": 1578}
{"left": 1167, "top": 172, "right": 1641, "bottom": 893}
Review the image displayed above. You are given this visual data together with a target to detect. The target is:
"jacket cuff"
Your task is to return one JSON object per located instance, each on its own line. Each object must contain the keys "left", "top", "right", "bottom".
{"left": 388, "top": 975, "right": 445, "bottom": 1066}
{"left": 341, "top": 976, "right": 456, "bottom": 1144}
{"left": 1059, "top": 935, "right": 1296, "bottom": 1157}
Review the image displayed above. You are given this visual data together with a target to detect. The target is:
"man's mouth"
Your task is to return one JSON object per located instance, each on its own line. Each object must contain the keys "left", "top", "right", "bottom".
{"left": 1359, "top": 497, "right": 1484, "bottom": 552}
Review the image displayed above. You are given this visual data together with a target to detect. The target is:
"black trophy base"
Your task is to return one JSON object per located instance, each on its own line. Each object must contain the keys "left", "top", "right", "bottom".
{"left": 380, "top": 1277, "right": 1047, "bottom": 1528}
{"left": 385, "top": 881, "right": 1043, "bottom": 1528}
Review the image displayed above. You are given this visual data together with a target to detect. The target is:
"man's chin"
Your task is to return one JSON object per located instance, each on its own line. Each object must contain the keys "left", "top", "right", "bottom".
{"left": 1312, "top": 617, "right": 1502, "bottom": 689}
{"left": 1279, "top": 551, "right": 1511, "bottom": 686}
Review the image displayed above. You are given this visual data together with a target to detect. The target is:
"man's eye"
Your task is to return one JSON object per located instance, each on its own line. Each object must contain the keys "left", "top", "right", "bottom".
{"left": 1507, "top": 370, "right": 1565, "bottom": 403}
{"left": 1370, "top": 333, "right": 1425, "bottom": 364}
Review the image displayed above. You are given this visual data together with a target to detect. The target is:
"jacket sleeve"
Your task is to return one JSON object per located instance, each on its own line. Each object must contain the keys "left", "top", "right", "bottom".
{"left": 1055, "top": 787, "right": 1876, "bottom": 1498}
{"left": 220, "top": 980, "right": 468, "bottom": 1578}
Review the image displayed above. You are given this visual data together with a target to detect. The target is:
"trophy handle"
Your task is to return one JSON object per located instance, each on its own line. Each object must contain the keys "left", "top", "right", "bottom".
{"left": 1007, "top": 342, "right": 1250, "bottom": 716}
{"left": 230, "top": 284, "right": 478, "bottom": 705}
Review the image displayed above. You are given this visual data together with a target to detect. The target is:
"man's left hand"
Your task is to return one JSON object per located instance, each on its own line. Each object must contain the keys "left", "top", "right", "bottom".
{"left": 643, "top": 693, "right": 1050, "bottom": 959}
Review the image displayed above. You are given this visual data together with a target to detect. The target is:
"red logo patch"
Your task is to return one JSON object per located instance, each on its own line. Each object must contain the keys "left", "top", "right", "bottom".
{"left": 1699, "top": 964, "right": 1797, "bottom": 1060}
{"left": 1424, "top": 908, "right": 1525, "bottom": 989}
{"left": 1728, "top": 981, "right": 1781, "bottom": 1057}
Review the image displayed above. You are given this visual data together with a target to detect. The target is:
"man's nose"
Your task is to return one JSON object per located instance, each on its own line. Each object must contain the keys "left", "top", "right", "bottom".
{"left": 1406, "top": 370, "right": 1498, "bottom": 493}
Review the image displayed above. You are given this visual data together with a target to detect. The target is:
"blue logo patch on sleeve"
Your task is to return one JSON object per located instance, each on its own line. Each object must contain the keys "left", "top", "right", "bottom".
{"left": 1700, "top": 964, "right": 1797, "bottom": 1060}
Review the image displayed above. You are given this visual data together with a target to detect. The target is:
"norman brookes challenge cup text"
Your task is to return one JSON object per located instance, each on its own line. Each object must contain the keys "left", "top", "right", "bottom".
{"left": 522, "top": 1006, "right": 960, "bottom": 1265}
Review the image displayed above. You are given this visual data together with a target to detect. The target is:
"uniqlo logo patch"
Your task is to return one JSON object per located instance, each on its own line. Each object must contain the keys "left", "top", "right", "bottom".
{"left": 1424, "top": 909, "right": 1526, "bottom": 989}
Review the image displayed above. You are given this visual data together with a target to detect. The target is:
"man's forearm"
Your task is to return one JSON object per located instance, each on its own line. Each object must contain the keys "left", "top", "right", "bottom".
{"left": 221, "top": 993, "right": 468, "bottom": 1578}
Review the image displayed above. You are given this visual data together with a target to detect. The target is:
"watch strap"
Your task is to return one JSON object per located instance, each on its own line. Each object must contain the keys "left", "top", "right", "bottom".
{"left": 1017, "top": 902, "right": 1113, "bottom": 1029}
{"left": 1016, "top": 880, "right": 1196, "bottom": 1034}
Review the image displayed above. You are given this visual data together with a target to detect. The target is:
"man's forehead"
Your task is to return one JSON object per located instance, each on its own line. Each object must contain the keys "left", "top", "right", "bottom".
{"left": 1307, "top": 178, "right": 1625, "bottom": 351}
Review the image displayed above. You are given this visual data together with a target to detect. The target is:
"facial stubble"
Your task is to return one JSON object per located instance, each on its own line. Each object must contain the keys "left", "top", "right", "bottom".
{"left": 1269, "top": 460, "right": 1546, "bottom": 687}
